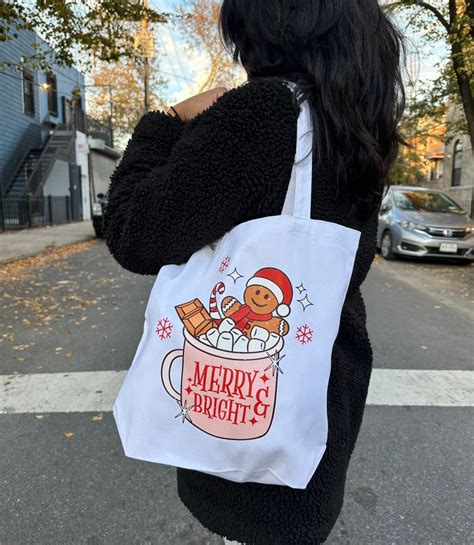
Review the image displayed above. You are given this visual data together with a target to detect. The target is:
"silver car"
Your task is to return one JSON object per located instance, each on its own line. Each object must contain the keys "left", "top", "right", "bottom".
{"left": 377, "top": 186, "right": 474, "bottom": 263}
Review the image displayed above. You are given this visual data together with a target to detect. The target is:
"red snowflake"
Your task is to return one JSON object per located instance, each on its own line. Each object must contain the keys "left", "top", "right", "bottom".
{"left": 156, "top": 317, "right": 173, "bottom": 340}
{"left": 219, "top": 256, "right": 231, "bottom": 272}
{"left": 295, "top": 324, "right": 314, "bottom": 345}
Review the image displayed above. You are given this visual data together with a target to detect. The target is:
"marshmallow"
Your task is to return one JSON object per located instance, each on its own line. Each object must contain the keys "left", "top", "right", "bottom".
{"left": 265, "top": 332, "right": 280, "bottom": 350}
{"left": 248, "top": 339, "right": 265, "bottom": 353}
{"left": 250, "top": 326, "right": 269, "bottom": 342}
{"left": 206, "top": 328, "right": 220, "bottom": 347}
{"left": 218, "top": 318, "right": 235, "bottom": 333}
{"left": 233, "top": 335, "right": 249, "bottom": 353}
{"left": 230, "top": 328, "right": 243, "bottom": 341}
{"left": 199, "top": 335, "right": 211, "bottom": 346}
{"left": 217, "top": 331, "right": 234, "bottom": 351}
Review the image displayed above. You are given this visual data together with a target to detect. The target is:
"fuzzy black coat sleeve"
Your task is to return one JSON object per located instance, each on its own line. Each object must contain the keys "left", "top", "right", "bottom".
{"left": 104, "top": 81, "right": 297, "bottom": 275}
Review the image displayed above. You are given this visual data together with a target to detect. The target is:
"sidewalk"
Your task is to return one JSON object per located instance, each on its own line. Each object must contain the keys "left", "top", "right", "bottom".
{"left": 0, "top": 221, "right": 96, "bottom": 264}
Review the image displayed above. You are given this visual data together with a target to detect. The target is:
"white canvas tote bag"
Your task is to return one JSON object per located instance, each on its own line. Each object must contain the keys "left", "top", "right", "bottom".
{"left": 113, "top": 95, "right": 361, "bottom": 489}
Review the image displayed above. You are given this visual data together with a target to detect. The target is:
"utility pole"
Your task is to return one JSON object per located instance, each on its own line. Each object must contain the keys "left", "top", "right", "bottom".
{"left": 140, "top": 0, "right": 152, "bottom": 113}
{"left": 132, "top": 0, "right": 155, "bottom": 113}
{"left": 107, "top": 83, "right": 114, "bottom": 147}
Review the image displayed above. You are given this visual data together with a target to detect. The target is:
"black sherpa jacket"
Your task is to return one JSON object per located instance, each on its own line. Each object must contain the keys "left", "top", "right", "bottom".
{"left": 104, "top": 79, "right": 377, "bottom": 545}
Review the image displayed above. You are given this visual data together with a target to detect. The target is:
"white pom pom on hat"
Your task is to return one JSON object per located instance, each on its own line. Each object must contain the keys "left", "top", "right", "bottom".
{"left": 276, "top": 303, "right": 291, "bottom": 317}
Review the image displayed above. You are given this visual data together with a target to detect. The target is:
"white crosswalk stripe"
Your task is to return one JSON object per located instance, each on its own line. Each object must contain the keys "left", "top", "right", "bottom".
{"left": 367, "top": 369, "right": 473, "bottom": 407}
{"left": 1, "top": 369, "right": 473, "bottom": 414}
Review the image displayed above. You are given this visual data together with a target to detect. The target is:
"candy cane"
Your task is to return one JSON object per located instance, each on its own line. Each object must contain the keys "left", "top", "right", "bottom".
{"left": 209, "top": 282, "right": 225, "bottom": 323}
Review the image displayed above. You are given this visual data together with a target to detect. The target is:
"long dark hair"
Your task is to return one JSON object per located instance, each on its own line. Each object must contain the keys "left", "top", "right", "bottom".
{"left": 220, "top": 0, "right": 407, "bottom": 216}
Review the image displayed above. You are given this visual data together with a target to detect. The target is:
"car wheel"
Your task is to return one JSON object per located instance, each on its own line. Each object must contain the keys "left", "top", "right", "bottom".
{"left": 381, "top": 230, "right": 396, "bottom": 260}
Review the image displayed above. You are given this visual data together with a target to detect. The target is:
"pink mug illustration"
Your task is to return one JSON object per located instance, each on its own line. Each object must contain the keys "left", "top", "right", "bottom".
{"left": 161, "top": 329, "right": 284, "bottom": 440}
{"left": 161, "top": 267, "right": 293, "bottom": 440}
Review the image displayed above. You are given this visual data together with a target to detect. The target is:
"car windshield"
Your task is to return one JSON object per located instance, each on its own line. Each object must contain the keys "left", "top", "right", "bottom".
{"left": 393, "top": 191, "right": 464, "bottom": 213}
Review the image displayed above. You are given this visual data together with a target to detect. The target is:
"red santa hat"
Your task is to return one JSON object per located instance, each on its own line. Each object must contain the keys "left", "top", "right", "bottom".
{"left": 246, "top": 268, "right": 293, "bottom": 317}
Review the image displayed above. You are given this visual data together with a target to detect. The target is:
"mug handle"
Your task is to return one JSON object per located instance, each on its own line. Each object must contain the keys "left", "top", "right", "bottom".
{"left": 161, "top": 349, "right": 183, "bottom": 401}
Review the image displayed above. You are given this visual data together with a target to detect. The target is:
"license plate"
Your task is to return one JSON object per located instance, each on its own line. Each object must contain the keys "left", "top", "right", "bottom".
{"left": 439, "top": 243, "right": 458, "bottom": 253}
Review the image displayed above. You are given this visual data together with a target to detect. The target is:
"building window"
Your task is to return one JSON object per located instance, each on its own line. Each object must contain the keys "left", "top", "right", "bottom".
{"left": 22, "top": 68, "right": 35, "bottom": 116}
{"left": 46, "top": 72, "right": 58, "bottom": 116}
{"left": 451, "top": 139, "right": 463, "bottom": 187}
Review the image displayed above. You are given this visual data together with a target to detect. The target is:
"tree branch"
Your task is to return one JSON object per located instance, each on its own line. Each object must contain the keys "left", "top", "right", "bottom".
{"left": 466, "top": 0, "right": 474, "bottom": 41}
{"left": 384, "top": 1, "right": 450, "bottom": 32}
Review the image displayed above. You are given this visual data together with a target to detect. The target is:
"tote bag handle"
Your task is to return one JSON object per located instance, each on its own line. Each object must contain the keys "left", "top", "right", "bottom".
{"left": 281, "top": 95, "right": 313, "bottom": 220}
{"left": 211, "top": 86, "right": 312, "bottom": 252}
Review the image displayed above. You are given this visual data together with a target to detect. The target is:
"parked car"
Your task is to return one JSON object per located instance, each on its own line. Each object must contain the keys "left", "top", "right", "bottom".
{"left": 377, "top": 186, "right": 473, "bottom": 263}
{"left": 91, "top": 193, "right": 107, "bottom": 238}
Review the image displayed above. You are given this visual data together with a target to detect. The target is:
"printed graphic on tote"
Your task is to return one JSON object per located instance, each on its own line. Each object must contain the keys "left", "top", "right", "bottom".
{"left": 161, "top": 267, "right": 294, "bottom": 440}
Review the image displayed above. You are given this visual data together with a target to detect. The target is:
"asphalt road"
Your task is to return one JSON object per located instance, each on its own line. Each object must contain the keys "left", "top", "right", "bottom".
{"left": 0, "top": 243, "right": 472, "bottom": 545}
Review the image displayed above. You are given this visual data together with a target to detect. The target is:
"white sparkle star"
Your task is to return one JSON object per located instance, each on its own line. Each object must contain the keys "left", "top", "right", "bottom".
{"left": 296, "top": 283, "right": 306, "bottom": 294}
{"left": 175, "top": 399, "right": 194, "bottom": 423}
{"left": 298, "top": 294, "right": 314, "bottom": 311}
{"left": 227, "top": 267, "right": 243, "bottom": 284}
{"left": 265, "top": 352, "right": 286, "bottom": 376}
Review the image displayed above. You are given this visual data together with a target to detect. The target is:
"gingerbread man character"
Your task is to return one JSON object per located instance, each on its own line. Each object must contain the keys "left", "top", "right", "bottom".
{"left": 221, "top": 267, "right": 293, "bottom": 338}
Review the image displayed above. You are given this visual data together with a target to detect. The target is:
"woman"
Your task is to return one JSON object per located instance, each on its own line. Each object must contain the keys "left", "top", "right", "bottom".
{"left": 104, "top": 0, "right": 406, "bottom": 543}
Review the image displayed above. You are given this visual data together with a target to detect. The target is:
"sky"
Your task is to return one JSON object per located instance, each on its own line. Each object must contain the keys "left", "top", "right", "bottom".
{"left": 85, "top": 0, "right": 450, "bottom": 106}
{"left": 153, "top": 0, "right": 449, "bottom": 105}
{"left": 148, "top": 0, "right": 214, "bottom": 103}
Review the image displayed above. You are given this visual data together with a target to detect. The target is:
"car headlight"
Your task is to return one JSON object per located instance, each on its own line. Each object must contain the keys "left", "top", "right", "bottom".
{"left": 92, "top": 203, "right": 103, "bottom": 216}
{"left": 397, "top": 220, "right": 426, "bottom": 232}
{"left": 465, "top": 226, "right": 473, "bottom": 234}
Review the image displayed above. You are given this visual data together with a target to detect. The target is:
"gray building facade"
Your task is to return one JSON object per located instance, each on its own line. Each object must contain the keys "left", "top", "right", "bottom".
{"left": 426, "top": 102, "right": 474, "bottom": 216}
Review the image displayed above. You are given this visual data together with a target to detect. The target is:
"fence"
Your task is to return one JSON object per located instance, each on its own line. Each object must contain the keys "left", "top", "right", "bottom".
{"left": 0, "top": 195, "right": 74, "bottom": 232}
{"left": 73, "top": 109, "right": 114, "bottom": 148}
{"left": 444, "top": 186, "right": 473, "bottom": 217}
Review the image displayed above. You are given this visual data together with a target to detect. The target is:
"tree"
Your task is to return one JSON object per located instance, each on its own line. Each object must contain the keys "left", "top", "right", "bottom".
{"left": 175, "top": 0, "right": 245, "bottom": 93}
{"left": 1, "top": 1, "right": 173, "bottom": 145}
{"left": 87, "top": 58, "right": 167, "bottom": 148}
{"left": 0, "top": 0, "right": 168, "bottom": 69}
{"left": 389, "top": 105, "right": 446, "bottom": 185}
{"left": 384, "top": 0, "right": 474, "bottom": 153}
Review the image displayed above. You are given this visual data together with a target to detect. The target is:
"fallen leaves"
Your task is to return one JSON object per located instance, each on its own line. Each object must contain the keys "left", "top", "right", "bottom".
{"left": 0, "top": 239, "right": 100, "bottom": 284}
{"left": 13, "top": 344, "right": 31, "bottom": 351}
{"left": 91, "top": 413, "right": 103, "bottom": 422}
{"left": 64, "top": 432, "right": 74, "bottom": 439}
{"left": 65, "top": 294, "right": 91, "bottom": 308}
{"left": 0, "top": 240, "right": 154, "bottom": 375}
{"left": 374, "top": 258, "right": 473, "bottom": 317}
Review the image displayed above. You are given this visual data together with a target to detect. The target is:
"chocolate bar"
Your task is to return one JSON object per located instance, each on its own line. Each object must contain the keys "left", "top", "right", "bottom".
{"left": 175, "top": 298, "right": 215, "bottom": 337}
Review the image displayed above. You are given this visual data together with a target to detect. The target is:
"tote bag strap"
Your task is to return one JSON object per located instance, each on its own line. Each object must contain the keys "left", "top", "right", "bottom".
{"left": 281, "top": 92, "right": 313, "bottom": 220}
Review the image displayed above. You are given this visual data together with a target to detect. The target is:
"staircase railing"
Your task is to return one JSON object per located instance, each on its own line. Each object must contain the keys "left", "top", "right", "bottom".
{"left": 26, "top": 128, "right": 74, "bottom": 196}
{"left": 0, "top": 123, "right": 43, "bottom": 197}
